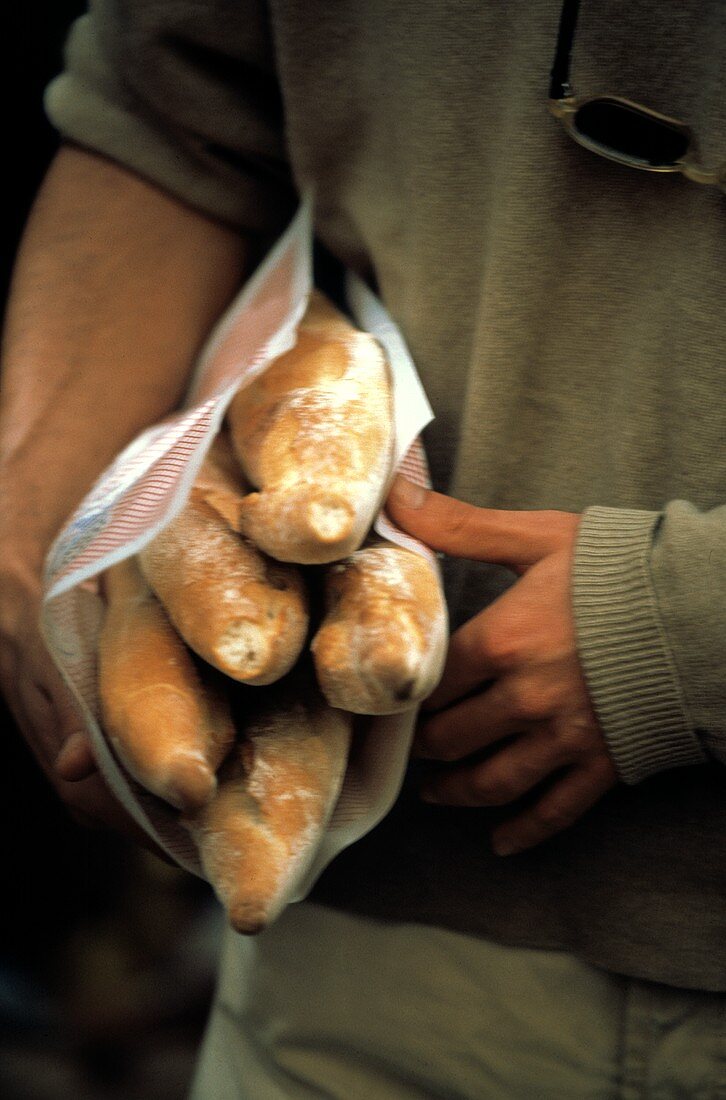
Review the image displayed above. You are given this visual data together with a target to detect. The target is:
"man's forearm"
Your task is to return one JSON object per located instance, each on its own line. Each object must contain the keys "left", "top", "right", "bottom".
{"left": 0, "top": 144, "right": 249, "bottom": 567}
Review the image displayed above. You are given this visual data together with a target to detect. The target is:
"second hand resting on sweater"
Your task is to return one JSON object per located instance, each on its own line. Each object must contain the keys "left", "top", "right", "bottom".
{"left": 386, "top": 475, "right": 618, "bottom": 856}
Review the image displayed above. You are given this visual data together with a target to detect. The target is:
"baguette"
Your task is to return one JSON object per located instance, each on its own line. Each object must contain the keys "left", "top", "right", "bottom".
{"left": 138, "top": 461, "right": 309, "bottom": 685}
{"left": 185, "top": 671, "right": 352, "bottom": 934}
{"left": 191, "top": 428, "right": 249, "bottom": 533}
{"left": 98, "top": 557, "right": 235, "bottom": 811}
{"left": 226, "top": 290, "right": 394, "bottom": 564}
{"left": 311, "top": 540, "right": 448, "bottom": 714}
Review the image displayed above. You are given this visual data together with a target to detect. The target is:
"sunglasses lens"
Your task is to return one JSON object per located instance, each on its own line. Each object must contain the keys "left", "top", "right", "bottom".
{"left": 574, "top": 98, "right": 691, "bottom": 167}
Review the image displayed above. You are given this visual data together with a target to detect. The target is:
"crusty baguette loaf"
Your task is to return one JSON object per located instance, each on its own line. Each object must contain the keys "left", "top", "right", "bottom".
{"left": 137, "top": 463, "right": 309, "bottom": 686}
{"left": 191, "top": 428, "right": 249, "bottom": 533}
{"left": 98, "top": 557, "right": 235, "bottom": 811}
{"left": 184, "top": 671, "right": 352, "bottom": 934}
{"left": 225, "top": 290, "right": 395, "bottom": 564}
{"left": 311, "top": 540, "right": 448, "bottom": 714}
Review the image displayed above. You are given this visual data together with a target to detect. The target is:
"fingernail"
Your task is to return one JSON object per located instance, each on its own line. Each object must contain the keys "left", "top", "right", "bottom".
{"left": 389, "top": 475, "right": 427, "bottom": 511}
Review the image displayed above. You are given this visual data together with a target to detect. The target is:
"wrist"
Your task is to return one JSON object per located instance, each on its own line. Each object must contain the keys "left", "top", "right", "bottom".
{"left": 572, "top": 505, "right": 706, "bottom": 782}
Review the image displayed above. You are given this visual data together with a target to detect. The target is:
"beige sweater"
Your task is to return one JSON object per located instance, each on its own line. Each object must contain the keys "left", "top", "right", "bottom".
{"left": 47, "top": 0, "right": 726, "bottom": 989}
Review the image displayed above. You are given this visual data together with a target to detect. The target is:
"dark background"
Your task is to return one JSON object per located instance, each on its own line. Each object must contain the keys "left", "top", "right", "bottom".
{"left": 1, "top": 8, "right": 221, "bottom": 1098}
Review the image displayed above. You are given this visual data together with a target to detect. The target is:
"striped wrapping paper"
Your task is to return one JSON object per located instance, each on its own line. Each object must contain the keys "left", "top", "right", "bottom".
{"left": 41, "top": 196, "right": 443, "bottom": 903}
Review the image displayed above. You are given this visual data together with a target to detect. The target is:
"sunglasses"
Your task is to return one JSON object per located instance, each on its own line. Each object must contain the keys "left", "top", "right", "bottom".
{"left": 548, "top": 0, "right": 724, "bottom": 186}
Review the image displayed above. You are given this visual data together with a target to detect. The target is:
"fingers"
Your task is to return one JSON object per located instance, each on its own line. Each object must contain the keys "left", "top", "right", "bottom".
{"left": 423, "top": 608, "right": 507, "bottom": 712}
{"left": 417, "top": 673, "right": 618, "bottom": 855}
{"left": 420, "top": 727, "right": 572, "bottom": 806}
{"left": 5, "top": 636, "right": 88, "bottom": 766}
{"left": 490, "top": 757, "right": 617, "bottom": 856}
{"left": 54, "top": 768, "right": 173, "bottom": 862}
{"left": 416, "top": 679, "right": 525, "bottom": 761}
{"left": 15, "top": 673, "right": 96, "bottom": 787}
{"left": 3, "top": 642, "right": 160, "bottom": 854}
{"left": 386, "top": 476, "right": 579, "bottom": 573}
{"left": 0, "top": 568, "right": 169, "bottom": 861}
{"left": 11, "top": 676, "right": 63, "bottom": 762}
{"left": 385, "top": 480, "right": 608, "bottom": 853}
{"left": 421, "top": 741, "right": 616, "bottom": 855}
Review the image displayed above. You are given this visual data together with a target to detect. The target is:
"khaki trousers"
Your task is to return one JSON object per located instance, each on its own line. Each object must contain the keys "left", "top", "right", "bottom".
{"left": 190, "top": 902, "right": 726, "bottom": 1099}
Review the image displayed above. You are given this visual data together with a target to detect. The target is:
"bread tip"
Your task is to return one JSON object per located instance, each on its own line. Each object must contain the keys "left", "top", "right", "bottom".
{"left": 370, "top": 634, "right": 424, "bottom": 687}
{"left": 393, "top": 677, "right": 417, "bottom": 703}
{"left": 167, "top": 758, "right": 218, "bottom": 813}
{"left": 213, "top": 621, "right": 272, "bottom": 682}
{"left": 229, "top": 903, "right": 271, "bottom": 936}
{"left": 353, "top": 633, "right": 433, "bottom": 712}
{"left": 306, "top": 497, "right": 355, "bottom": 544}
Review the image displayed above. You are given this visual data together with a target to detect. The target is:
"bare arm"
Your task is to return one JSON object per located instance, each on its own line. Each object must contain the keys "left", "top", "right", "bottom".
{"left": 0, "top": 144, "right": 249, "bottom": 837}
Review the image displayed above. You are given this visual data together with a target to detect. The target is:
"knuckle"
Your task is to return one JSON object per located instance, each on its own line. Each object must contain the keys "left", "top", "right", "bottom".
{"left": 506, "top": 679, "right": 550, "bottom": 723}
{"left": 512, "top": 757, "right": 545, "bottom": 789}
{"left": 479, "top": 622, "right": 518, "bottom": 670}
{"left": 553, "top": 723, "right": 587, "bottom": 757}
{"left": 519, "top": 695, "right": 549, "bottom": 724}
{"left": 477, "top": 756, "right": 544, "bottom": 804}
{"left": 553, "top": 713, "right": 599, "bottom": 757}
{"left": 444, "top": 500, "right": 482, "bottom": 544}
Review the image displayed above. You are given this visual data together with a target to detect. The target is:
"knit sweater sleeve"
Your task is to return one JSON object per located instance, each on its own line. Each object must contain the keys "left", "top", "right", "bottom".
{"left": 44, "top": 0, "right": 296, "bottom": 235}
{"left": 572, "top": 502, "right": 726, "bottom": 784}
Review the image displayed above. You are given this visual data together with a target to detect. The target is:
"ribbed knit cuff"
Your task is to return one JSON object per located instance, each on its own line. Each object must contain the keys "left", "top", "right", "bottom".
{"left": 572, "top": 506, "right": 707, "bottom": 785}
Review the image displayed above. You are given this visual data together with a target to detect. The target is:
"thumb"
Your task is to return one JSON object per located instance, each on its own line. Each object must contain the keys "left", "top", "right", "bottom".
{"left": 385, "top": 476, "right": 577, "bottom": 572}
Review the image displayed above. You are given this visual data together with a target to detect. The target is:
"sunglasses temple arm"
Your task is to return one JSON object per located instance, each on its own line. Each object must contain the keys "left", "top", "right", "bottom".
{"left": 549, "top": 0, "right": 581, "bottom": 100}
